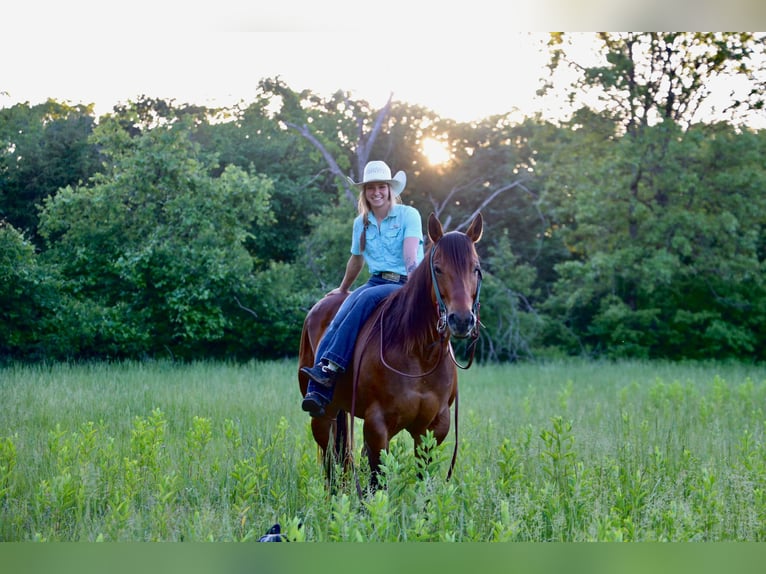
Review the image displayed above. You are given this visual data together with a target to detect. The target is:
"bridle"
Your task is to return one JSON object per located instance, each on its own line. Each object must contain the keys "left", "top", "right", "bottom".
{"left": 429, "top": 239, "right": 483, "bottom": 369}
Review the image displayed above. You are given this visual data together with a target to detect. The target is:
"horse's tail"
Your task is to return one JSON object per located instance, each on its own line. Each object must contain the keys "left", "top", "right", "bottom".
{"left": 334, "top": 410, "right": 350, "bottom": 468}
{"left": 334, "top": 409, "right": 364, "bottom": 498}
{"left": 323, "top": 410, "right": 351, "bottom": 492}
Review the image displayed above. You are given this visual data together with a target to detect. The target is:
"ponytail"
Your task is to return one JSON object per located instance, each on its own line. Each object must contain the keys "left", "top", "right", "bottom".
{"left": 360, "top": 214, "right": 369, "bottom": 252}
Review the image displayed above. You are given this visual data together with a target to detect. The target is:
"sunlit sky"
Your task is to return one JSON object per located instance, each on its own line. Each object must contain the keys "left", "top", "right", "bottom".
{"left": 2, "top": 32, "right": 560, "bottom": 124}
{"left": 3, "top": 3, "right": 766, "bottom": 124}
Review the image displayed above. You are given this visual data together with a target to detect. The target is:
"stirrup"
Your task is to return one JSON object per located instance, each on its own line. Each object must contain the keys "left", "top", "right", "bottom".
{"left": 302, "top": 391, "right": 330, "bottom": 417}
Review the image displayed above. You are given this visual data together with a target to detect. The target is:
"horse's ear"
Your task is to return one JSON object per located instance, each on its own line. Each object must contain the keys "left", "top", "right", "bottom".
{"left": 466, "top": 212, "right": 483, "bottom": 243}
{"left": 428, "top": 212, "right": 444, "bottom": 243}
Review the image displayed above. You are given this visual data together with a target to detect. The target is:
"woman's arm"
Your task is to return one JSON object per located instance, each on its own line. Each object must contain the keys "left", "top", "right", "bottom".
{"left": 329, "top": 254, "right": 365, "bottom": 295}
{"left": 403, "top": 236, "right": 420, "bottom": 275}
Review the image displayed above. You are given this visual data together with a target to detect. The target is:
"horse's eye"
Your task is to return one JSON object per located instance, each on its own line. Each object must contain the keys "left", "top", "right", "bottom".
{"left": 433, "top": 265, "right": 443, "bottom": 275}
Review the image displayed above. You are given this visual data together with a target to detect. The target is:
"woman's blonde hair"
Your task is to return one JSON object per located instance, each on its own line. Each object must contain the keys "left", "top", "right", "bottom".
{"left": 357, "top": 183, "right": 402, "bottom": 251}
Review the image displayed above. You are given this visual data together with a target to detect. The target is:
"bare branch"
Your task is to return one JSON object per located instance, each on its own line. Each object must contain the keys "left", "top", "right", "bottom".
{"left": 284, "top": 121, "right": 356, "bottom": 204}
{"left": 285, "top": 94, "right": 394, "bottom": 207}
{"left": 455, "top": 178, "right": 531, "bottom": 232}
{"left": 353, "top": 94, "right": 393, "bottom": 179}
{"left": 234, "top": 296, "right": 258, "bottom": 320}
{"left": 428, "top": 177, "right": 484, "bottom": 226}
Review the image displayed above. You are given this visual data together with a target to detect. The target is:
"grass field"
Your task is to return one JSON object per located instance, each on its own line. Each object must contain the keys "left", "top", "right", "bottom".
{"left": 1, "top": 358, "right": 765, "bottom": 541}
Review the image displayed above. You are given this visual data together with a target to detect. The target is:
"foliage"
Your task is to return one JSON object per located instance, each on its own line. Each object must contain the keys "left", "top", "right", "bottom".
{"left": 295, "top": 202, "right": 360, "bottom": 291}
{"left": 232, "top": 261, "right": 317, "bottom": 360}
{"left": 0, "top": 222, "right": 62, "bottom": 360}
{"left": 540, "top": 118, "right": 766, "bottom": 359}
{"left": 546, "top": 32, "right": 766, "bottom": 131}
{"left": 36, "top": 115, "right": 275, "bottom": 359}
{"left": 478, "top": 229, "right": 544, "bottom": 361}
{"left": 0, "top": 100, "right": 101, "bottom": 246}
{"left": 198, "top": 94, "right": 334, "bottom": 265}
{"left": 2, "top": 33, "right": 766, "bottom": 361}
{"left": 2, "top": 359, "right": 766, "bottom": 541}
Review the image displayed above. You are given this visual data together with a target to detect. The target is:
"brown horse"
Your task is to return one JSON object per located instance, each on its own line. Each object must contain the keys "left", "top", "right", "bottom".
{"left": 298, "top": 212, "right": 483, "bottom": 490}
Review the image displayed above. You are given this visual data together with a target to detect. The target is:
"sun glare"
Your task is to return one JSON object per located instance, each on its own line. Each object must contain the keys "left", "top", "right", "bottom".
{"left": 422, "top": 138, "right": 451, "bottom": 166}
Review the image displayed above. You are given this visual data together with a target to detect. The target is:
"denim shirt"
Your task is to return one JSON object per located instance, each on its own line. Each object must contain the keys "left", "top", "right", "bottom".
{"left": 350, "top": 204, "right": 424, "bottom": 276}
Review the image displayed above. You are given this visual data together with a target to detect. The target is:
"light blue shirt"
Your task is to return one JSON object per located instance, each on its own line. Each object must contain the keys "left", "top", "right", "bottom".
{"left": 350, "top": 204, "right": 424, "bottom": 276}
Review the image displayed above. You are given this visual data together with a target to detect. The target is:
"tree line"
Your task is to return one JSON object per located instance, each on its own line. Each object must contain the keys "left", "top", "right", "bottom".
{"left": 2, "top": 33, "right": 765, "bottom": 363}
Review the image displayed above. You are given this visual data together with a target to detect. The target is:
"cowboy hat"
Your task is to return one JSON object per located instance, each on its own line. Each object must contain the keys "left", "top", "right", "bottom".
{"left": 346, "top": 160, "right": 407, "bottom": 196}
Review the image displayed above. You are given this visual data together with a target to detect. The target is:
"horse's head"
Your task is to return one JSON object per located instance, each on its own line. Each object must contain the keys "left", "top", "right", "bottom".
{"left": 427, "top": 212, "right": 483, "bottom": 339}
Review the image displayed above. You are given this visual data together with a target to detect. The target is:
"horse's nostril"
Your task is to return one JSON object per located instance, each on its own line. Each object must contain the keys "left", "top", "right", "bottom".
{"left": 448, "top": 312, "right": 475, "bottom": 336}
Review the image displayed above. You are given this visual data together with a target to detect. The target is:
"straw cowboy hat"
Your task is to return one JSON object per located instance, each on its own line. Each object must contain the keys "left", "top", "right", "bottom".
{"left": 347, "top": 160, "right": 407, "bottom": 196}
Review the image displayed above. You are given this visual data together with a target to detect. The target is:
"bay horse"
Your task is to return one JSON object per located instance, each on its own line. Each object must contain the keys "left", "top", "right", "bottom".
{"left": 297, "top": 212, "right": 483, "bottom": 491}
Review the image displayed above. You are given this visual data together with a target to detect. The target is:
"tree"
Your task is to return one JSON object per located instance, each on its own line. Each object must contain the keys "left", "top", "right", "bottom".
{"left": 0, "top": 100, "right": 100, "bottom": 245}
{"left": 479, "top": 229, "right": 544, "bottom": 361}
{"left": 255, "top": 81, "right": 567, "bottom": 360}
{"left": 545, "top": 32, "right": 766, "bottom": 132}
{"left": 541, "top": 118, "right": 766, "bottom": 358}
{"left": 38, "top": 113, "right": 275, "bottom": 359}
{"left": 258, "top": 77, "right": 394, "bottom": 207}
{"left": 197, "top": 93, "right": 332, "bottom": 266}
{"left": 535, "top": 33, "right": 766, "bottom": 359}
{"left": 0, "top": 222, "right": 60, "bottom": 360}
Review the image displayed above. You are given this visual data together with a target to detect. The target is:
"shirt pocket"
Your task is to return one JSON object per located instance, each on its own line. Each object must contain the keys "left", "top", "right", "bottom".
{"left": 384, "top": 227, "right": 402, "bottom": 240}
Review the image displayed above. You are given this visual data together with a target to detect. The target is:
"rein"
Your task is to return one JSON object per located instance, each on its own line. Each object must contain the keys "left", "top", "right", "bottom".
{"left": 431, "top": 238, "right": 483, "bottom": 370}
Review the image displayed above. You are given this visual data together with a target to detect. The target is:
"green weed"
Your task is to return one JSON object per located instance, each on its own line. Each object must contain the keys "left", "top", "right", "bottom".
{"left": 1, "top": 359, "right": 766, "bottom": 541}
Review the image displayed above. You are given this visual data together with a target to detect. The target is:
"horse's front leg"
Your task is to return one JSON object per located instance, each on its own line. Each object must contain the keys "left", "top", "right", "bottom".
{"left": 362, "top": 409, "right": 389, "bottom": 491}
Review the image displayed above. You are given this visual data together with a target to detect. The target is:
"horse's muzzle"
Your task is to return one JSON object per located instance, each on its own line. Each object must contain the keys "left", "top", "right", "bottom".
{"left": 447, "top": 311, "right": 476, "bottom": 338}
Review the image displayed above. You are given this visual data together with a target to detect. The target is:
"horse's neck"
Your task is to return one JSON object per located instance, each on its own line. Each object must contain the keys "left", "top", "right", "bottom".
{"left": 395, "top": 283, "right": 446, "bottom": 352}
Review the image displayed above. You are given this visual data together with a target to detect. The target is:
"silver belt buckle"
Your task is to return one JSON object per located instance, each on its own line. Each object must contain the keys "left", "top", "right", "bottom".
{"left": 381, "top": 272, "right": 399, "bottom": 282}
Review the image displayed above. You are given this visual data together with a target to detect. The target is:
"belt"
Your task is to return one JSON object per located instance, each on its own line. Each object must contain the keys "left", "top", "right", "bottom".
{"left": 374, "top": 271, "right": 406, "bottom": 283}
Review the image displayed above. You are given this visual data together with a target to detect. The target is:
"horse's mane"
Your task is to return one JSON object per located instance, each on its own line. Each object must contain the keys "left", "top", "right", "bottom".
{"left": 377, "top": 231, "right": 476, "bottom": 354}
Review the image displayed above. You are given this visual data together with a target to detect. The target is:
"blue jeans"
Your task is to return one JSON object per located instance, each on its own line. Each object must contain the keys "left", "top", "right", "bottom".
{"left": 307, "top": 276, "right": 403, "bottom": 401}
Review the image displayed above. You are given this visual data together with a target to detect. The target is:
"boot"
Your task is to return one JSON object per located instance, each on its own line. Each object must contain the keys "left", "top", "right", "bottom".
{"left": 301, "top": 388, "right": 331, "bottom": 417}
{"left": 300, "top": 363, "right": 339, "bottom": 417}
{"left": 300, "top": 363, "right": 338, "bottom": 387}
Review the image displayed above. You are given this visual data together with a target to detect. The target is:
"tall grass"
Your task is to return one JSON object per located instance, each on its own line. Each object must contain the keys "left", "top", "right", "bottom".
{"left": 1, "top": 359, "right": 764, "bottom": 541}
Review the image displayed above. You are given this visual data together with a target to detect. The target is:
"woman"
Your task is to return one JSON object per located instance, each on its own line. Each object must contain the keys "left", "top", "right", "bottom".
{"left": 301, "top": 160, "right": 424, "bottom": 417}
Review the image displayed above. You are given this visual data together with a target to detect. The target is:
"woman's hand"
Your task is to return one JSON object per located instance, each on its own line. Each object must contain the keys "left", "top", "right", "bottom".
{"left": 326, "top": 286, "right": 350, "bottom": 297}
